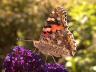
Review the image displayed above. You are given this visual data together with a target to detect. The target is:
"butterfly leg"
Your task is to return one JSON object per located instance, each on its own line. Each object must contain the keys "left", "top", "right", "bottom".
{"left": 45, "top": 55, "right": 48, "bottom": 63}
{"left": 51, "top": 56, "right": 56, "bottom": 63}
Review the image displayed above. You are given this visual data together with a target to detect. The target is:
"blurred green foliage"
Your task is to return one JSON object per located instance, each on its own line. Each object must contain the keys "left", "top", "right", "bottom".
{"left": 0, "top": 0, "right": 96, "bottom": 72}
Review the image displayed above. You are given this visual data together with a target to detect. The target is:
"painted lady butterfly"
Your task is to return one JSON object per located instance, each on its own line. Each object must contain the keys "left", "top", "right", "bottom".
{"left": 33, "top": 7, "right": 77, "bottom": 57}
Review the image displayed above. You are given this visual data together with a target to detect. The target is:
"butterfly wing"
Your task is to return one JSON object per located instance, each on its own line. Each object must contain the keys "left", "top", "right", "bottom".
{"left": 33, "top": 40, "right": 70, "bottom": 57}
{"left": 33, "top": 7, "right": 77, "bottom": 57}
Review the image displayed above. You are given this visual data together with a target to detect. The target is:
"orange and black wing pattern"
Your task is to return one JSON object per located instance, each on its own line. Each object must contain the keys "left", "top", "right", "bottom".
{"left": 33, "top": 7, "right": 77, "bottom": 57}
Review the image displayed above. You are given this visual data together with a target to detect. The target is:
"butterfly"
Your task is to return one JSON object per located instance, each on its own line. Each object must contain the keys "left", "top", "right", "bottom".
{"left": 33, "top": 7, "right": 77, "bottom": 57}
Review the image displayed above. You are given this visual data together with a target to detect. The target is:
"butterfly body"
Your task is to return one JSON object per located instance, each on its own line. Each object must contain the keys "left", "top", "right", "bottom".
{"left": 33, "top": 7, "right": 77, "bottom": 57}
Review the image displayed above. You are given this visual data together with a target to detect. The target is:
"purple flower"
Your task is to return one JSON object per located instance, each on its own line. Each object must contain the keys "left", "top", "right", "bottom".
{"left": 45, "top": 63, "right": 68, "bottom": 72}
{"left": 3, "top": 46, "right": 45, "bottom": 72}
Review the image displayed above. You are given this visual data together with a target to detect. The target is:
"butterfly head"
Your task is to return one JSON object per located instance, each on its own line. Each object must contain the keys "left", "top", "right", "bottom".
{"left": 33, "top": 40, "right": 40, "bottom": 48}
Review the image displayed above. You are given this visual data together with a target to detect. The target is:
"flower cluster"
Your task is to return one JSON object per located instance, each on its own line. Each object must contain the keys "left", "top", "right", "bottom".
{"left": 3, "top": 46, "right": 68, "bottom": 72}
{"left": 3, "top": 46, "right": 45, "bottom": 72}
{"left": 45, "top": 63, "right": 68, "bottom": 72}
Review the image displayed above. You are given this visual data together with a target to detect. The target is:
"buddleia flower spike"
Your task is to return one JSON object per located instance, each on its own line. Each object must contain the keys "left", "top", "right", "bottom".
{"left": 3, "top": 46, "right": 46, "bottom": 72}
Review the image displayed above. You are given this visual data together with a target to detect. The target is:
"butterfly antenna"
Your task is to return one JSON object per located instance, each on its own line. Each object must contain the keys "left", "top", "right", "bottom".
{"left": 17, "top": 38, "right": 33, "bottom": 42}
